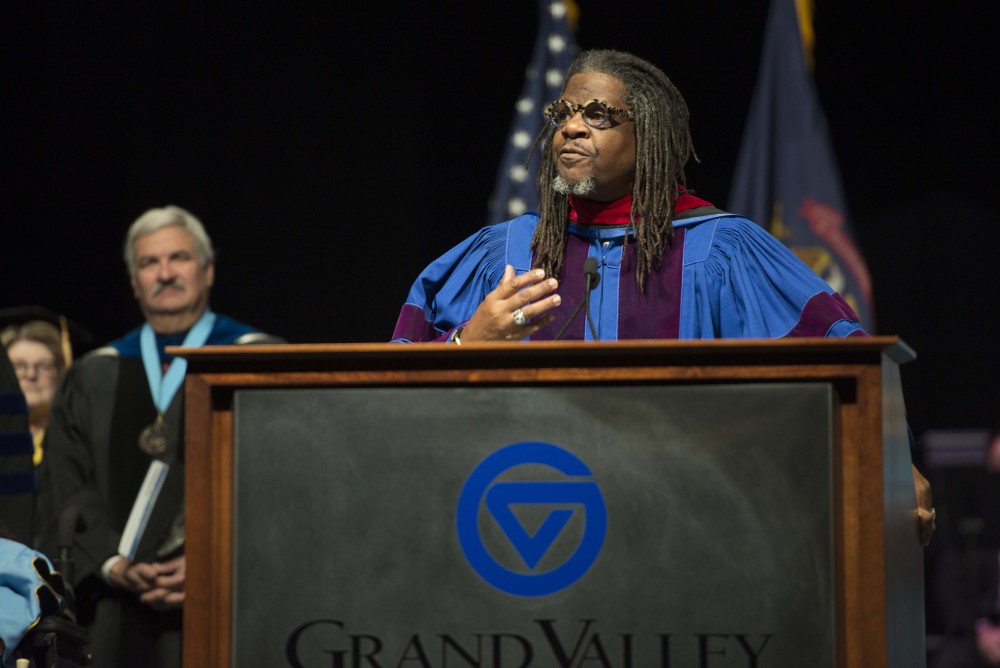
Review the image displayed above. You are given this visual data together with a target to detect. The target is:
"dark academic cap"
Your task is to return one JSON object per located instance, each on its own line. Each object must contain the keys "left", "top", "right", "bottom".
{"left": 0, "top": 305, "right": 94, "bottom": 366}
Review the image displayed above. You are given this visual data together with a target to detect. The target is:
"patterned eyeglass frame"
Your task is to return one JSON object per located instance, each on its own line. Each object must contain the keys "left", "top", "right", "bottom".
{"left": 543, "top": 98, "right": 633, "bottom": 129}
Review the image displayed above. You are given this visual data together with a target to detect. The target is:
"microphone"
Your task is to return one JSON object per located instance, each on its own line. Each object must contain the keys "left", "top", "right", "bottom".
{"left": 554, "top": 257, "right": 601, "bottom": 340}
{"left": 583, "top": 256, "right": 600, "bottom": 287}
{"left": 582, "top": 257, "right": 600, "bottom": 339}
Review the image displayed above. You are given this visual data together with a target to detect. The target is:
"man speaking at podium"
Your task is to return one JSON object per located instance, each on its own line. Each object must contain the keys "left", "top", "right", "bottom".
{"left": 37, "top": 206, "right": 281, "bottom": 667}
{"left": 391, "top": 49, "right": 934, "bottom": 542}
{"left": 393, "top": 49, "right": 868, "bottom": 345}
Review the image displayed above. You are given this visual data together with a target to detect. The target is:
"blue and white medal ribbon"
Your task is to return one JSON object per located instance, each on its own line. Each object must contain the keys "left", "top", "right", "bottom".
{"left": 138, "top": 309, "right": 216, "bottom": 455}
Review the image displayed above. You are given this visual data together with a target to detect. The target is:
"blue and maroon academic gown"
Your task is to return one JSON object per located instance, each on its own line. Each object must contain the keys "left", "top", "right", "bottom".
{"left": 392, "top": 193, "right": 866, "bottom": 343}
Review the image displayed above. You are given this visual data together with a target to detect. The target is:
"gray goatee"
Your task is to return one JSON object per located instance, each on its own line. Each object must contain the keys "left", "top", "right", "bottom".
{"left": 553, "top": 174, "right": 596, "bottom": 196}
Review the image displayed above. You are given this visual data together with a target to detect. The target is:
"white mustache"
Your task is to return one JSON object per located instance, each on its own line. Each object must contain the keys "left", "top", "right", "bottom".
{"left": 151, "top": 278, "right": 186, "bottom": 297}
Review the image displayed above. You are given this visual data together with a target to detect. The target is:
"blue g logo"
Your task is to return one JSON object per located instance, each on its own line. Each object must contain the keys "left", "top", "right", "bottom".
{"left": 456, "top": 441, "right": 607, "bottom": 597}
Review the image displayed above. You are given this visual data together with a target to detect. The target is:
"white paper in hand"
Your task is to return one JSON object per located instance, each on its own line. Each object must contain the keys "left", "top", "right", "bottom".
{"left": 117, "top": 460, "right": 170, "bottom": 561}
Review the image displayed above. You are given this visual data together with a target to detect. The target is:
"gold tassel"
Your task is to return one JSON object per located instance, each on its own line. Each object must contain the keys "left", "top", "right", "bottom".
{"left": 59, "top": 314, "right": 73, "bottom": 367}
{"left": 795, "top": 0, "right": 816, "bottom": 73}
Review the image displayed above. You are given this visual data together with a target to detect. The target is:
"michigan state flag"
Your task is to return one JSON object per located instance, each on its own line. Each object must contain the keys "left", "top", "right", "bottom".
{"left": 486, "top": 0, "right": 577, "bottom": 227}
{"left": 729, "top": 0, "right": 875, "bottom": 330}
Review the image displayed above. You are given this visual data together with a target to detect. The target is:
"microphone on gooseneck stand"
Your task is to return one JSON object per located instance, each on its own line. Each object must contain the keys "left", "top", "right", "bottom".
{"left": 582, "top": 257, "right": 600, "bottom": 340}
{"left": 554, "top": 257, "right": 601, "bottom": 341}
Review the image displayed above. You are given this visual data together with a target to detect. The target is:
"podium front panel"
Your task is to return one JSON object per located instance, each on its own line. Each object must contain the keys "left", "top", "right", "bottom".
{"left": 232, "top": 382, "right": 835, "bottom": 667}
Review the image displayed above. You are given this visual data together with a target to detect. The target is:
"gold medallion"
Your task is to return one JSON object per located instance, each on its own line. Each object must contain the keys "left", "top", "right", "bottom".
{"left": 138, "top": 413, "right": 168, "bottom": 456}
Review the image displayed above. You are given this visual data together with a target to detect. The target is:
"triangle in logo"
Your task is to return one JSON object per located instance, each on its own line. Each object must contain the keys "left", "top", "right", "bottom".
{"left": 486, "top": 489, "right": 575, "bottom": 569}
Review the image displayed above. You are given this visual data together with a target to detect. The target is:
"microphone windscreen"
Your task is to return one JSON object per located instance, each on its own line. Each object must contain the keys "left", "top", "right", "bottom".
{"left": 583, "top": 257, "right": 600, "bottom": 289}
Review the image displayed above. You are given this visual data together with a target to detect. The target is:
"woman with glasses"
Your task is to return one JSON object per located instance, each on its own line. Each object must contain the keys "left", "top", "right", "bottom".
{"left": 2, "top": 320, "right": 68, "bottom": 465}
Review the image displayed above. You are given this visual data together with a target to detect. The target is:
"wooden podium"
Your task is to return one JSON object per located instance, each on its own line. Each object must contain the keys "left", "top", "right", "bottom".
{"left": 177, "top": 337, "right": 924, "bottom": 668}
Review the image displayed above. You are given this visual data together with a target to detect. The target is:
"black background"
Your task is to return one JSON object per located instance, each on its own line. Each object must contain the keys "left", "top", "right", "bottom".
{"left": 4, "top": 1, "right": 999, "bottom": 439}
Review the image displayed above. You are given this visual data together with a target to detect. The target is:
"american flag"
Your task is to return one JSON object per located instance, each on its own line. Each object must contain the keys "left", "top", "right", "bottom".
{"left": 729, "top": 0, "right": 875, "bottom": 330}
{"left": 486, "top": 0, "right": 578, "bottom": 227}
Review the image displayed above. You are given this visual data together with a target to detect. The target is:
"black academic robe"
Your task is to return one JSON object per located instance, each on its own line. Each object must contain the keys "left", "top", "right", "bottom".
{"left": 931, "top": 545, "right": 1000, "bottom": 668}
{"left": 35, "top": 320, "right": 281, "bottom": 668}
{"left": 35, "top": 351, "right": 188, "bottom": 667}
{"left": 0, "top": 353, "right": 33, "bottom": 544}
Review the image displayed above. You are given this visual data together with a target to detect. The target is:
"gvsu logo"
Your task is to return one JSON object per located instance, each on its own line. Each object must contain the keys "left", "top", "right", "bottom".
{"left": 456, "top": 441, "right": 606, "bottom": 597}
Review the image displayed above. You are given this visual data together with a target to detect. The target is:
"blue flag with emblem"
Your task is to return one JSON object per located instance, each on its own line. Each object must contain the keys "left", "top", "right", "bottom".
{"left": 729, "top": 0, "right": 875, "bottom": 330}
{"left": 486, "top": 0, "right": 577, "bottom": 227}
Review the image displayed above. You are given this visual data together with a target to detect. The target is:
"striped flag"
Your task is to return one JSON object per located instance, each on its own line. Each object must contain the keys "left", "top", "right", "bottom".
{"left": 486, "top": 0, "right": 578, "bottom": 227}
{"left": 729, "top": 0, "right": 875, "bottom": 330}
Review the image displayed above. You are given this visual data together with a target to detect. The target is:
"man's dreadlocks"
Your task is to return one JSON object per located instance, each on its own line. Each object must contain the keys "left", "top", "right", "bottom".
{"left": 530, "top": 49, "right": 698, "bottom": 289}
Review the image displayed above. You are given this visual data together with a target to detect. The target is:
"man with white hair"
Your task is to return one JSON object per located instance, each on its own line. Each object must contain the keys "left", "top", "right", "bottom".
{"left": 37, "top": 205, "right": 281, "bottom": 667}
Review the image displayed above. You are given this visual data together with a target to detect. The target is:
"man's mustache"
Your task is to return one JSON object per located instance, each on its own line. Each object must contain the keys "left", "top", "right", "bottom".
{"left": 151, "top": 278, "right": 186, "bottom": 297}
